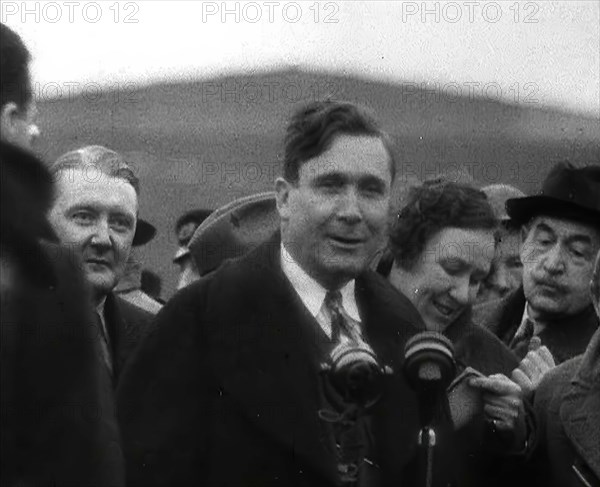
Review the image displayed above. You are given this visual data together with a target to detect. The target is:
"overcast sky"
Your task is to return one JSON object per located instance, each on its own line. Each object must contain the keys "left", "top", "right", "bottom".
{"left": 4, "top": 1, "right": 599, "bottom": 116}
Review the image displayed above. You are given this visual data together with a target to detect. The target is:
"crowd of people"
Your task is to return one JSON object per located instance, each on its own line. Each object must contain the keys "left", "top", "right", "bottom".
{"left": 1, "top": 22, "right": 599, "bottom": 487}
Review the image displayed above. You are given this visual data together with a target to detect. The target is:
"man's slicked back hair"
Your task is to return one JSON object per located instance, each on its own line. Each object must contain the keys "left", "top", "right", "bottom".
{"left": 50, "top": 145, "right": 140, "bottom": 194}
{"left": 283, "top": 100, "right": 396, "bottom": 183}
{"left": 0, "top": 23, "right": 32, "bottom": 109}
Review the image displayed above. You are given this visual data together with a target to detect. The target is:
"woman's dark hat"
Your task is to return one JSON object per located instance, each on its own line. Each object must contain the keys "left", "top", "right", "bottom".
{"left": 506, "top": 162, "right": 600, "bottom": 226}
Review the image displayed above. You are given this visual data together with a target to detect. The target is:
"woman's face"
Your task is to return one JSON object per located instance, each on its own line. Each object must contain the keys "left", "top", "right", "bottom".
{"left": 389, "top": 227, "right": 495, "bottom": 331}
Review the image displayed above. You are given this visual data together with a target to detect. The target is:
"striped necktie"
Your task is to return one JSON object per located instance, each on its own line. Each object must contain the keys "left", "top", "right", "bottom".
{"left": 324, "top": 290, "right": 359, "bottom": 344}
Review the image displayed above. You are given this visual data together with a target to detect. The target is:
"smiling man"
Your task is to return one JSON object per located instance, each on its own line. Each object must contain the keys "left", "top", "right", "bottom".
{"left": 477, "top": 162, "right": 600, "bottom": 365}
{"left": 117, "top": 101, "right": 431, "bottom": 487}
{"left": 48, "top": 145, "right": 153, "bottom": 384}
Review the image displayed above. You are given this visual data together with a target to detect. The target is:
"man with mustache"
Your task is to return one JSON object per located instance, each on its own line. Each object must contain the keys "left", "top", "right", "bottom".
{"left": 48, "top": 145, "right": 153, "bottom": 385}
{"left": 476, "top": 163, "right": 600, "bottom": 371}
{"left": 117, "top": 101, "right": 428, "bottom": 486}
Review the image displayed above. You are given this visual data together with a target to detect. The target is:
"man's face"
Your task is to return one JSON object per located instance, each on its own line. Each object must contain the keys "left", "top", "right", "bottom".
{"left": 48, "top": 168, "right": 138, "bottom": 298}
{"left": 276, "top": 134, "right": 392, "bottom": 289}
{"left": 521, "top": 216, "right": 600, "bottom": 320}
{"left": 0, "top": 70, "right": 40, "bottom": 150}
{"left": 391, "top": 227, "right": 495, "bottom": 331}
{"left": 477, "top": 227, "right": 522, "bottom": 302}
{"left": 10, "top": 98, "right": 39, "bottom": 150}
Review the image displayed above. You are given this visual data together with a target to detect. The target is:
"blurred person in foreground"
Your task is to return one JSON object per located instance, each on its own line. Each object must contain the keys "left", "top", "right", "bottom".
{"left": 475, "top": 162, "right": 600, "bottom": 366}
{"left": 378, "top": 179, "right": 532, "bottom": 485}
{"left": 48, "top": 145, "right": 154, "bottom": 385}
{"left": 1, "top": 22, "right": 124, "bottom": 486}
{"left": 172, "top": 208, "right": 212, "bottom": 289}
{"left": 476, "top": 184, "right": 526, "bottom": 304}
{"left": 117, "top": 101, "right": 432, "bottom": 486}
{"left": 115, "top": 218, "right": 163, "bottom": 314}
{"left": 528, "top": 250, "right": 600, "bottom": 487}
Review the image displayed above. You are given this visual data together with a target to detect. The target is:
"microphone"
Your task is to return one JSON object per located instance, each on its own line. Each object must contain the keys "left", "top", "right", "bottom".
{"left": 403, "top": 331, "right": 456, "bottom": 426}
{"left": 322, "top": 341, "right": 387, "bottom": 411}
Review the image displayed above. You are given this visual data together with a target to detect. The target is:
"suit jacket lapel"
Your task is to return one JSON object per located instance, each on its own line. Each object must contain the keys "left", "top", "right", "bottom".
{"left": 104, "top": 293, "right": 130, "bottom": 379}
{"left": 208, "top": 239, "right": 339, "bottom": 484}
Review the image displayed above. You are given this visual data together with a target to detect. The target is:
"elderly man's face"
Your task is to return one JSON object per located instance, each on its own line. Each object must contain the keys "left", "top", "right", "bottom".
{"left": 48, "top": 168, "right": 138, "bottom": 300}
{"left": 521, "top": 216, "right": 600, "bottom": 320}
{"left": 276, "top": 135, "right": 392, "bottom": 289}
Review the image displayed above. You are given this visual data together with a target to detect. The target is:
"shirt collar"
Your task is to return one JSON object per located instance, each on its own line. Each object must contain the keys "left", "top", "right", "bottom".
{"left": 280, "top": 243, "right": 361, "bottom": 322}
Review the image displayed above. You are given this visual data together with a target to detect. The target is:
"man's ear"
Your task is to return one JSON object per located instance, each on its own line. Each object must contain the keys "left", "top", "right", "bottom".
{"left": 0, "top": 102, "right": 20, "bottom": 140}
{"left": 275, "top": 177, "right": 292, "bottom": 219}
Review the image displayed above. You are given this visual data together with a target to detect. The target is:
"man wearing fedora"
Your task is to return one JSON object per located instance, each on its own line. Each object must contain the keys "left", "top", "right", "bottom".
{"left": 476, "top": 162, "right": 600, "bottom": 369}
{"left": 47, "top": 145, "right": 154, "bottom": 385}
{"left": 117, "top": 101, "right": 436, "bottom": 486}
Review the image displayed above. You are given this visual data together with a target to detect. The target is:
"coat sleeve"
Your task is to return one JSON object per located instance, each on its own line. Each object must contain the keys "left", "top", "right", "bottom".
{"left": 116, "top": 282, "right": 213, "bottom": 487}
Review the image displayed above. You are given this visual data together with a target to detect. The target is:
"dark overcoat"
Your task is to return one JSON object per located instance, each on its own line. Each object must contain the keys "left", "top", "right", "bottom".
{"left": 528, "top": 329, "right": 600, "bottom": 487}
{"left": 1, "top": 142, "right": 124, "bottom": 486}
{"left": 117, "top": 238, "right": 430, "bottom": 487}
{"left": 104, "top": 292, "right": 154, "bottom": 383}
{"left": 473, "top": 287, "right": 599, "bottom": 363}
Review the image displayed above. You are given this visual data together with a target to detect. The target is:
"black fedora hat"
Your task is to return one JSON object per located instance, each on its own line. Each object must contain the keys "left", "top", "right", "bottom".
{"left": 133, "top": 218, "right": 157, "bottom": 246}
{"left": 506, "top": 162, "right": 600, "bottom": 226}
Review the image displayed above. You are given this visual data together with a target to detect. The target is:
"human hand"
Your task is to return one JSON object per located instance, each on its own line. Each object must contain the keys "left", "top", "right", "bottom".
{"left": 511, "top": 337, "right": 555, "bottom": 398}
{"left": 469, "top": 373, "right": 527, "bottom": 449}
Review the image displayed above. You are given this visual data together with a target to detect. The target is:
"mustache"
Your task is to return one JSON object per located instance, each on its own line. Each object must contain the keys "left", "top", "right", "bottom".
{"left": 533, "top": 277, "right": 566, "bottom": 292}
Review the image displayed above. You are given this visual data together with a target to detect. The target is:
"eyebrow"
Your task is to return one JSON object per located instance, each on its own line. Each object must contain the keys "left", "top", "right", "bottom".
{"left": 312, "top": 172, "right": 387, "bottom": 186}
{"left": 439, "top": 256, "right": 490, "bottom": 276}
{"left": 536, "top": 221, "right": 593, "bottom": 246}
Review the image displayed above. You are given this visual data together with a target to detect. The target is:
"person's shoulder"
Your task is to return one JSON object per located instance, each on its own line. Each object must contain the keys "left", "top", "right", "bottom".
{"left": 115, "top": 293, "right": 155, "bottom": 324}
{"left": 358, "top": 269, "right": 425, "bottom": 329}
{"left": 472, "top": 288, "right": 524, "bottom": 333}
{"left": 537, "top": 355, "right": 582, "bottom": 401}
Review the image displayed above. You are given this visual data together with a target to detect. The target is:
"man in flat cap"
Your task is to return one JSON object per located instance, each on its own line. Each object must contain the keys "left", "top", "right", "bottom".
{"left": 48, "top": 145, "right": 153, "bottom": 385}
{"left": 117, "top": 101, "right": 435, "bottom": 486}
{"left": 477, "top": 163, "right": 600, "bottom": 372}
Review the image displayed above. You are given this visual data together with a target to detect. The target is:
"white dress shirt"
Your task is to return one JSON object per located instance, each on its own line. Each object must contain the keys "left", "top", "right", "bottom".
{"left": 280, "top": 244, "right": 362, "bottom": 340}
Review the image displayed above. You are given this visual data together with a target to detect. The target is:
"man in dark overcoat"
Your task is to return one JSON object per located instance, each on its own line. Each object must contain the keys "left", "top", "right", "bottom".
{"left": 474, "top": 163, "right": 600, "bottom": 366}
{"left": 1, "top": 22, "right": 124, "bottom": 486}
{"left": 47, "top": 145, "right": 154, "bottom": 385}
{"left": 117, "top": 101, "right": 430, "bottom": 486}
{"left": 527, "top": 251, "right": 600, "bottom": 487}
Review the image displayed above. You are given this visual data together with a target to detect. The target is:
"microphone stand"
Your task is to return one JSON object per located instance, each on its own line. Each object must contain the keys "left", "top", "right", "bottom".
{"left": 403, "top": 332, "right": 456, "bottom": 487}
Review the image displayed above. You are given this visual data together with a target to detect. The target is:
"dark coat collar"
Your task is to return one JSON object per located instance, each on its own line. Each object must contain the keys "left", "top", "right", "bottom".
{"left": 103, "top": 293, "right": 153, "bottom": 381}
{"left": 560, "top": 329, "right": 600, "bottom": 479}
{"left": 474, "top": 287, "right": 599, "bottom": 363}
{"left": 206, "top": 234, "right": 424, "bottom": 484}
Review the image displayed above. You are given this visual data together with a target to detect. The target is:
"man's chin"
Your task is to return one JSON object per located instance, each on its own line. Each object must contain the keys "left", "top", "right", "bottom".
{"left": 85, "top": 272, "right": 117, "bottom": 297}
